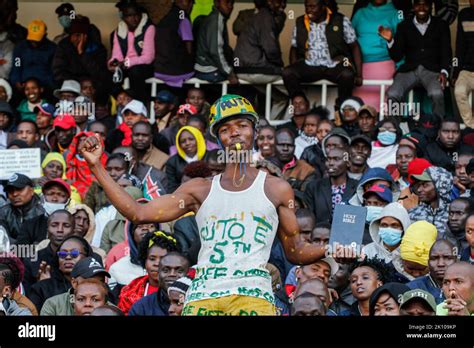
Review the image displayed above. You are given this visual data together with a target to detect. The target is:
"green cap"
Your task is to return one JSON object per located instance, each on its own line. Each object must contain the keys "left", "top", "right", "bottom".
{"left": 399, "top": 289, "right": 437, "bottom": 312}
{"left": 411, "top": 169, "right": 432, "bottom": 182}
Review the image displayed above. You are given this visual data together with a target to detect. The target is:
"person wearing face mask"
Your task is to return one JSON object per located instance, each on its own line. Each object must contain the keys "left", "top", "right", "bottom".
{"left": 362, "top": 184, "right": 392, "bottom": 245}
{"left": 367, "top": 119, "right": 402, "bottom": 170}
{"left": 18, "top": 179, "right": 72, "bottom": 246}
{"left": 53, "top": 3, "right": 74, "bottom": 44}
{"left": 362, "top": 202, "right": 412, "bottom": 276}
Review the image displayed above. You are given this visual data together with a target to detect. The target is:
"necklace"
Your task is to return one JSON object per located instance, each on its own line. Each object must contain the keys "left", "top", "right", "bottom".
{"left": 232, "top": 163, "right": 246, "bottom": 188}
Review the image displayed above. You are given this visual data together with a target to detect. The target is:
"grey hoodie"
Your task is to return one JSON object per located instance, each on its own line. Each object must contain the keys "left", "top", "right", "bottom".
{"left": 362, "top": 202, "right": 411, "bottom": 267}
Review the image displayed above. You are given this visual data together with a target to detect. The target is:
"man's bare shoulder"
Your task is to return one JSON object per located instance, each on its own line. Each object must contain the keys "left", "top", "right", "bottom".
{"left": 264, "top": 174, "right": 294, "bottom": 207}
{"left": 175, "top": 177, "right": 213, "bottom": 203}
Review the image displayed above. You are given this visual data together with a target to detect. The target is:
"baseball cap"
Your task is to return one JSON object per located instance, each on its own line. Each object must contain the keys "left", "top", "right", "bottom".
{"left": 42, "top": 178, "right": 71, "bottom": 197}
{"left": 411, "top": 169, "right": 432, "bottom": 182}
{"left": 319, "top": 257, "right": 339, "bottom": 277}
{"left": 34, "top": 103, "right": 55, "bottom": 117}
{"left": 5, "top": 173, "right": 34, "bottom": 191}
{"left": 351, "top": 134, "right": 372, "bottom": 148}
{"left": 69, "top": 16, "right": 90, "bottom": 35}
{"left": 358, "top": 104, "right": 377, "bottom": 118}
{"left": 27, "top": 20, "right": 46, "bottom": 42}
{"left": 177, "top": 104, "right": 197, "bottom": 115}
{"left": 55, "top": 3, "right": 74, "bottom": 16}
{"left": 363, "top": 184, "right": 393, "bottom": 203}
{"left": 399, "top": 289, "right": 437, "bottom": 312}
{"left": 407, "top": 158, "right": 432, "bottom": 185}
{"left": 122, "top": 100, "right": 148, "bottom": 117}
{"left": 154, "top": 90, "right": 176, "bottom": 104}
{"left": 53, "top": 114, "right": 77, "bottom": 130}
{"left": 71, "top": 257, "right": 111, "bottom": 279}
{"left": 0, "top": 101, "right": 13, "bottom": 116}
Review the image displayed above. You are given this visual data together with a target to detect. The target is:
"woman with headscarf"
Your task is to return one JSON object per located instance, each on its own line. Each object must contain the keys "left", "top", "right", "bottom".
{"left": 65, "top": 131, "right": 107, "bottom": 199}
{"left": 165, "top": 125, "right": 208, "bottom": 193}
{"left": 35, "top": 152, "right": 82, "bottom": 205}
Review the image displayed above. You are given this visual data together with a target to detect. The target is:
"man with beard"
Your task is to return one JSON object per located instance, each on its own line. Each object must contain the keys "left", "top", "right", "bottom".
{"left": 132, "top": 121, "right": 168, "bottom": 171}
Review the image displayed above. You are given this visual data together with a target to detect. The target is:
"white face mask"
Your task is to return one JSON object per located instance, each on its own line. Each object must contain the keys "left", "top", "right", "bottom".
{"left": 43, "top": 201, "right": 68, "bottom": 216}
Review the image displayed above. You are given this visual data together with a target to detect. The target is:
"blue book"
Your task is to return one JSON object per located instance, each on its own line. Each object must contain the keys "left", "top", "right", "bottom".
{"left": 329, "top": 204, "right": 367, "bottom": 249}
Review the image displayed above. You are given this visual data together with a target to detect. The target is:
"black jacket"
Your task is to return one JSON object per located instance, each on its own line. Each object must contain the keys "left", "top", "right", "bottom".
{"left": 28, "top": 269, "right": 71, "bottom": 312}
{"left": 17, "top": 214, "right": 48, "bottom": 245}
{"left": 455, "top": 7, "right": 474, "bottom": 75}
{"left": 303, "top": 176, "right": 359, "bottom": 224}
{"left": 52, "top": 37, "right": 111, "bottom": 93}
{"left": 165, "top": 152, "right": 209, "bottom": 193}
{"left": 128, "top": 288, "right": 170, "bottom": 316}
{"left": 424, "top": 140, "right": 474, "bottom": 173}
{"left": 154, "top": 5, "right": 194, "bottom": 75}
{"left": 389, "top": 16, "right": 452, "bottom": 74}
{"left": 300, "top": 143, "right": 326, "bottom": 179}
{"left": 234, "top": 7, "right": 283, "bottom": 74}
{"left": 173, "top": 215, "right": 200, "bottom": 266}
{"left": 0, "top": 195, "right": 45, "bottom": 242}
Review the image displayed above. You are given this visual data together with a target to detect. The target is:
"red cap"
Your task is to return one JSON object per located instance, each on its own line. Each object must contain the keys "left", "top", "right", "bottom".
{"left": 407, "top": 158, "right": 432, "bottom": 185}
{"left": 53, "top": 114, "right": 77, "bottom": 130}
{"left": 177, "top": 104, "right": 197, "bottom": 115}
{"left": 42, "top": 178, "right": 72, "bottom": 197}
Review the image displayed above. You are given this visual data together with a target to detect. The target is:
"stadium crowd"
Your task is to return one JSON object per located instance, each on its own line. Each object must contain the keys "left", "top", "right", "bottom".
{"left": 0, "top": 0, "right": 473, "bottom": 316}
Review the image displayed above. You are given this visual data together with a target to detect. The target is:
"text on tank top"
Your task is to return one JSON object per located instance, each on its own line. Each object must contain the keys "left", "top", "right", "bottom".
{"left": 187, "top": 170, "right": 279, "bottom": 305}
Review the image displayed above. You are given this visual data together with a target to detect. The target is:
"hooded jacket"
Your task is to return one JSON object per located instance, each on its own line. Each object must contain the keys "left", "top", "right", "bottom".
{"left": 65, "top": 131, "right": 108, "bottom": 199}
{"left": 108, "top": 219, "right": 146, "bottom": 287}
{"left": 363, "top": 202, "right": 411, "bottom": 267}
{"left": 67, "top": 204, "right": 106, "bottom": 262}
{"left": 349, "top": 167, "right": 401, "bottom": 206}
{"left": 165, "top": 126, "right": 208, "bottom": 193}
{"left": 34, "top": 152, "right": 82, "bottom": 205}
{"left": 408, "top": 167, "right": 453, "bottom": 236}
{"left": 105, "top": 197, "right": 149, "bottom": 270}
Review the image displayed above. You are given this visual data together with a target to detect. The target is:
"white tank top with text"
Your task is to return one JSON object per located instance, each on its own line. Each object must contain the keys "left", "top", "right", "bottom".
{"left": 187, "top": 170, "right": 279, "bottom": 305}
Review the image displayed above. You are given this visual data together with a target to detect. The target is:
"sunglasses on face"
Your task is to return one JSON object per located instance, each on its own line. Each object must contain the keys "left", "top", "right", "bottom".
{"left": 57, "top": 249, "right": 83, "bottom": 259}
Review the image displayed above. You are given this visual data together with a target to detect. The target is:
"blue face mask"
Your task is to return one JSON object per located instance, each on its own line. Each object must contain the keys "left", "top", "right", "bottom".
{"left": 59, "top": 15, "right": 72, "bottom": 29}
{"left": 378, "top": 227, "right": 402, "bottom": 246}
{"left": 377, "top": 131, "right": 396, "bottom": 145}
{"left": 366, "top": 206, "right": 383, "bottom": 223}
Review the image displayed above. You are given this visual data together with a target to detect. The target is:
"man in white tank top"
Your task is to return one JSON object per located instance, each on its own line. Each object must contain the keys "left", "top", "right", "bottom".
{"left": 80, "top": 94, "right": 330, "bottom": 315}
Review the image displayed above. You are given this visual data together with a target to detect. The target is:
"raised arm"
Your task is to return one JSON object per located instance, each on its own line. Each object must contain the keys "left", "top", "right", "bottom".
{"left": 275, "top": 180, "right": 326, "bottom": 265}
{"left": 80, "top": 135, "right": 199, "bottom": 224}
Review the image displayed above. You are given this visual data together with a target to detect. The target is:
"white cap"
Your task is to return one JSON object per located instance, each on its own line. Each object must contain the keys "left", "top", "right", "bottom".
{"left": 320, "top": 257, "right": 339, "bottom": 277}
{"left": 122, "top": 100, "right": 148, "bottom": 118}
